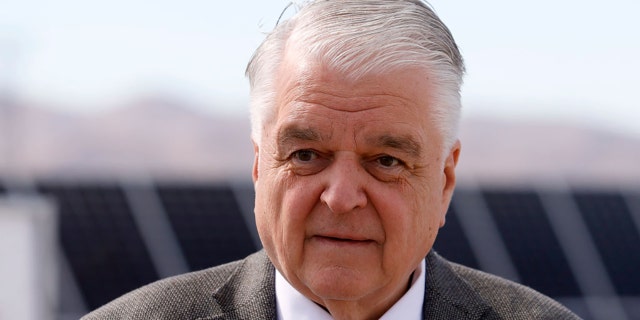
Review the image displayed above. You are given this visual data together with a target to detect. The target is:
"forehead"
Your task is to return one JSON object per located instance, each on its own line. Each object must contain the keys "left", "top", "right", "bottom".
{"left": 275, "top": 50, "right": 434, "bottom": 111}
{"left": 268, "top": 55, "right": 443, "bottom": 153}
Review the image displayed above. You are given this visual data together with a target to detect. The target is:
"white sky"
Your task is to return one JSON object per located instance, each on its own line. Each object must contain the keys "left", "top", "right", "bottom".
{"left": 1, "top": 0, "right": 639, "bottom": 137}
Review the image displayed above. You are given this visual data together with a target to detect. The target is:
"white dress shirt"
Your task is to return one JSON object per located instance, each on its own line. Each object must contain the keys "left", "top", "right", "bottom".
{"left": 275, "top": 259, "right": 426, "bottom": 320}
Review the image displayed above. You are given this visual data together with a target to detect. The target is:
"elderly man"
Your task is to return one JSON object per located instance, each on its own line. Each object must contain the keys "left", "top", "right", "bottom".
{"left": 83, "top": 1, "right": 579, "bottom": 319}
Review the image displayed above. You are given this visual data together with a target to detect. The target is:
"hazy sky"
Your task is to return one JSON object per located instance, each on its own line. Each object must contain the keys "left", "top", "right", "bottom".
{"left": 1, "top": 0, "right": 639, "bottom": 137}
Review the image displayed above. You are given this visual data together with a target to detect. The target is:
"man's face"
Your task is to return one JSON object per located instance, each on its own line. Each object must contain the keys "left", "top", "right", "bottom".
{"left": 252, "top": 54, "right": 460, "bottom": 310}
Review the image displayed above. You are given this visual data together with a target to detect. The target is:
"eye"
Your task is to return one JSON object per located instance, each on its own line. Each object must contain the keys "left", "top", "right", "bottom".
{"left": 365, "top": 154, "right": 408, "bottom": 182}
{"left": 292, "top": 149, "right": 318, "bottom": 162}
{"left": 288, "top": 149, "right": 328, "bottom": 176}
{"left": 377, "top": 155, "right": 400, "bottom": 167}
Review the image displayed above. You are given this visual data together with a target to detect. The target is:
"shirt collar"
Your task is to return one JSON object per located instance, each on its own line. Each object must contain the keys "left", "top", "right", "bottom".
{"left": 275, "top": 259, "right": 426, "bottom": 320}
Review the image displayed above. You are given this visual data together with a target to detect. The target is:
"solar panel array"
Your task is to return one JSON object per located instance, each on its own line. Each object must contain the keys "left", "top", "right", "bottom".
{"left": 573, "top": 191, "right": 640, "bottom": 297}
{"left": 1, "top": 181, "right": 639, "bottom": 320}
{"left": 38, "top": 184, "right": 160, "bottom": 311}
{"left": 156, "top": 184, "right": 257, "bottom": 271}
{"left": 483, "top": 190, "right": 580, "bottom": 297}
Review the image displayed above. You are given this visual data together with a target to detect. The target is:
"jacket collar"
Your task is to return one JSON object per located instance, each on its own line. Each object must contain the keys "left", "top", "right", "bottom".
{"left": 423, "top": 251, "right": 493, "bottom": 319}
{"left": 200, "top": 250, "right": 492, "bottom": 320}
{"left": 202, "top": 250, "right": 277, "bottom": 320}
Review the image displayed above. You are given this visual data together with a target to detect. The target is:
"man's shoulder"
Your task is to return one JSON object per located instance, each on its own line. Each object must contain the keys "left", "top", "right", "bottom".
{"left": 81, "top": 252, "right": 261, "bottom": 320}
{"left": 444, "top": 258, "right": 580, "bottom": 319}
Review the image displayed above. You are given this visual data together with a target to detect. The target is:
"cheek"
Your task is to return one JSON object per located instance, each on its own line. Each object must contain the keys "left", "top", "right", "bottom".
{"left": 410, "top": 180, "right": 446, "bottom": 239}
{"left": 254, "top": 180, "right": 277, "bottom": 250}
{"left": 377, "top": 179, "right": 444, "bottom": 259}
{"left": 255, "top": 170, "right": 294, "bottom": 274}
{"left": 255, "top": 167, "right": 323, "bottom": 257}
{"left": 278, "top": 175, "right": 325, "bottom": 231}
{"left": 254, "top": 161, "right": 287, "bottom": 249}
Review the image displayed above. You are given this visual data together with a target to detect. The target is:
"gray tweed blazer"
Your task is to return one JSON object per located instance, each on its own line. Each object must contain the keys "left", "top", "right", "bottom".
{"left": 82, "top": 250, "right": 580, "bottom": 319}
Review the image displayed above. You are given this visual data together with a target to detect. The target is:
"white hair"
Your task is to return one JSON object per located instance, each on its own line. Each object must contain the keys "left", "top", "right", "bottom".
{"left": 246, "top": 0, "right": 465, "bottom": 151}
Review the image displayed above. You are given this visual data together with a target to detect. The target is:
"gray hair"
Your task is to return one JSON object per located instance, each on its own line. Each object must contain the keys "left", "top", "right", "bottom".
{"left": 246, "top": 0, "right": 465, "bottom": 150}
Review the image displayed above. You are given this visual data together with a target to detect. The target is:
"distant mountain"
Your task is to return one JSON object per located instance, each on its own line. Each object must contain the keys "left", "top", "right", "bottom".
{"left": 0, "top": 96, "right": 254, "bottom": 181}
{"left": 456, "top": 118, "right": 640, "bottom": 187}
{"left": 1, "top": 97, "right": 639, "bottom": 186}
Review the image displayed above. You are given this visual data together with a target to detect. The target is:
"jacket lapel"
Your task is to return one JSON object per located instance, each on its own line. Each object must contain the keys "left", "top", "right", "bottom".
{"left": 200, "top": 250, "right": 277, "bottom": 320}
{"left": 197, "top": 250, "right": 494, "bottom": 320}
{"left": 422, "top": 251, "right": 494, "bottom": 320}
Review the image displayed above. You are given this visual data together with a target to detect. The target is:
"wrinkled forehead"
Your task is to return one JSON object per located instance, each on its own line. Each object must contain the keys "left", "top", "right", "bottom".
{"left": 270, "top": 53, "right": 442, "bottom": 142}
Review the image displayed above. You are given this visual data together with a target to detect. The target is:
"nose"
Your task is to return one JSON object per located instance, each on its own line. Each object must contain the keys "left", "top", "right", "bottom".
{"left": 320, "top": 153, "right": 368, "bottom": 214}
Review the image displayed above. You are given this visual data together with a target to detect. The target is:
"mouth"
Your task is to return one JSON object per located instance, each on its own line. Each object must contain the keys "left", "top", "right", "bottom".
{"left": 313, "top": 235, "right": 376, "bottom": 245}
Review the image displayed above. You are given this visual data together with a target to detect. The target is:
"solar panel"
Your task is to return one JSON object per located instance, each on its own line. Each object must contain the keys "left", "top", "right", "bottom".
{"left": 157, "top": 184, "right": 257, "bottom": 271}
{"left": 483, "top": 189, "right": 581, "bottom": 297}
{"left": 573, "top": 191, "right": 640, "bottom": 296}
{"left": 39, "top": 183, "right": 159, "bottom": 310}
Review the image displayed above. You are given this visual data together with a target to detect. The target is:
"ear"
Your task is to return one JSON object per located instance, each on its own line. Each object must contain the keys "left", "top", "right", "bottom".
{"left": 440, "top": 139, "right": 461, "bottom": 227}
{"left": 252, "top": 140, "right": 260, "bottom": 184}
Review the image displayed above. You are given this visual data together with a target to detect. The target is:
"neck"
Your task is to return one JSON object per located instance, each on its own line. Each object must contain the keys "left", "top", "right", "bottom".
{"left": 315, "top": 273, "right": 414, "bottom": 320}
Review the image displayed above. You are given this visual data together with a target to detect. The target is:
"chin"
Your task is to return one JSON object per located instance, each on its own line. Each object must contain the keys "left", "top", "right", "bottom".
{"left": 304, "top": 266, "right": 381, "bottom": 301}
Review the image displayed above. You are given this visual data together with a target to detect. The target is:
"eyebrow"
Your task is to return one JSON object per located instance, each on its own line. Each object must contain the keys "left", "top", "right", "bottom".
{"left": 277, "top": 126, "right": 421, "bottom": 158}
{"left": 369, "top": 134, "right": 422, "bottom": 158}
{"left": 278, "top": 126, "right": 322, "bottom": 146}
